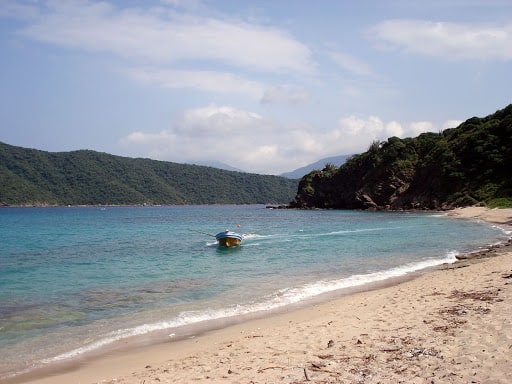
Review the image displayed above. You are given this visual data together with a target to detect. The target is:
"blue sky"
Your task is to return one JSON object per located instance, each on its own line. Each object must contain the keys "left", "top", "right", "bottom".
{"left": 1, "top": 0, "right": 511, "bottom": 174}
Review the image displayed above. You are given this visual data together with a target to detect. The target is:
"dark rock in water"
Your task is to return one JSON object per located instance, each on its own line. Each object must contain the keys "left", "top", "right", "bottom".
{"left": 265, "top": 205, "right": 289, "bottom": 209}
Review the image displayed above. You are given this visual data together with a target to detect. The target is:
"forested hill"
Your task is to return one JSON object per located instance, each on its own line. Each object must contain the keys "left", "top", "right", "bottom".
{"left": 0, "top": 142, "right": 298, "bottom": 206}
{"left": 291, "top": 104, "right": 512, "bottom": 210}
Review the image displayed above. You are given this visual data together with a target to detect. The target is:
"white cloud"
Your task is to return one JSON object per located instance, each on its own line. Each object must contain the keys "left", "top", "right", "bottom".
{"left": 176, "top": 105, "right": 265, "bottom": 134}
{"left": 120, "top": 104, "right": 332, "bottom": 174}
{"left": 124, "top": 67, "right": 312, "bottom": 102}
{"left": 370, "top": 19, "right": 512, "bottom": 61}
{"left": 385, "top": 121, "right": 404, "bottom": 137}
{"left": 17, "top": 1, "right": 315, "bottom": 74}
{"left": 329, "top": 51, "right": 374, "bottom": 76}
{"left": 261, "top": 85, "right": 310, "bottom": 105}
{"left": 120, "top": 104, "right": 288, "bottom": 174}
{"left": 342, "top": 116, "right": 383, "bottom": 137}
{"left": 442, "top": 119, "right": 463, "bottom": 130}
{"left": 124, "top": 67, "right": 264, "bottom": 97}
{"left": 330, "top": 116, "right": 435, "bottom": 154}
{"left": 120, "top": 106, "right": 439, "bottom": 174}
{"left": 408, "top": 121, "right": 434, "bottom": 137}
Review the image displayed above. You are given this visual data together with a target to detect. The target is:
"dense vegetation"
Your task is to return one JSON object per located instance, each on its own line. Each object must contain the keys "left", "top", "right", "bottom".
{"left": 291, "top": 104, "right": 512, "bottom": 210}
{"left": 0, "top": 142, "right": 298, "bottom": 206}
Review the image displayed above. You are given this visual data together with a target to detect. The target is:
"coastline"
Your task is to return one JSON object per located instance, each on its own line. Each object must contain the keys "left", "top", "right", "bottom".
{"left": 7, "top": 207, "right": 512, "bottom": 384}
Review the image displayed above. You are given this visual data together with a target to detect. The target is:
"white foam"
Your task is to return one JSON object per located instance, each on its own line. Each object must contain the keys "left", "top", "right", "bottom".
{"left": 243, "top": 233, "right": 281, "bottom": 239}
{"left": 260, "top": 251, "right": 458, "bottom": 308}
{"left": 491, "top": 224, "right": 511, "bottom": 236}
{"left": 40, "top": 252, "right": 457, "bottom": 365}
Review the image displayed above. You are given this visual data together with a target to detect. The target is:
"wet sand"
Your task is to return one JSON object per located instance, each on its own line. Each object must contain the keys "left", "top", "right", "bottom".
{"left": 11, "top": 207, "right": 512, "bottom": 384}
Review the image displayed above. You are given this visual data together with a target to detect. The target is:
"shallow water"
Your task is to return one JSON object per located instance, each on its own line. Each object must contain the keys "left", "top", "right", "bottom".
{"left": 0, "top": 205, "right": 509, "bottom": 378}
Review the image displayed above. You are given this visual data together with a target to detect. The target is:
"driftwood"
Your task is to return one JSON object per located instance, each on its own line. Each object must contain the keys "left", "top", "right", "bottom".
{"left": 256, "top": 366, "right": 283, "bottom": 373}
{"left": 316, "top": 354, "right": 334, "bottom": 359}
{"left": 380, "top": 347, "right": 401, "bottom": 352}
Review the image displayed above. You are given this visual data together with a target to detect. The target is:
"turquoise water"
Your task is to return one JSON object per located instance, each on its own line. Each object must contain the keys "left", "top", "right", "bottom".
{"left": 0, "top": 205, "right": 509, "bottom": 378}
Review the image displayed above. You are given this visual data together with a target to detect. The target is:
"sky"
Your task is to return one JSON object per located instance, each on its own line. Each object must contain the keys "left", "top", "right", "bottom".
{"left": 0, "top": 0, "right": 511, "bottom": 175}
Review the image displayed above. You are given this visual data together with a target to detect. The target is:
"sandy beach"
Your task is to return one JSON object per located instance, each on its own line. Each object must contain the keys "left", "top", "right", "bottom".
{"left": 10, "top": 207, "right": 512, "bottom": 384}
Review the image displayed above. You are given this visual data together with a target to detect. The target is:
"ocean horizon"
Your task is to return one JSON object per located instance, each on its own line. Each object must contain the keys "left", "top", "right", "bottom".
{"left": 0, "top": 205, "right": 510, "bottom": 380}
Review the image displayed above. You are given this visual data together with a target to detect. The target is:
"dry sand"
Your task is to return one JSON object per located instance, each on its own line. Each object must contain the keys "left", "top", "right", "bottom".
{"left": 12, "top": 207, "right": 512, "bottom": 384}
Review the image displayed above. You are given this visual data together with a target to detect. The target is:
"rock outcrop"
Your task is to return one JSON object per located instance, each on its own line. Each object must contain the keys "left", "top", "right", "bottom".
{"left": 290, "top": 105, "right": 512, "bottom": 210}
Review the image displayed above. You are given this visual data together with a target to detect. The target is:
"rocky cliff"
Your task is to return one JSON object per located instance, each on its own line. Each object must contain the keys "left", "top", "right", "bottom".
{"left": 290, "top": 105, "right": 512, "bottom": 210}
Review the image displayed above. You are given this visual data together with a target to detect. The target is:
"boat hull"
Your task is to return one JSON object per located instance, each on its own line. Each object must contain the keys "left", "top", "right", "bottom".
{"left": 217, "top": 237, "right": 241, "bottom": 247}
{"left": 215, "top": 231, "right": 243, "bottom": 247}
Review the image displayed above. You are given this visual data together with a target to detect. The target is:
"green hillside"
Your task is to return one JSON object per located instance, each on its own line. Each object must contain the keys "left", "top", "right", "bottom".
{"left": 0, "top": 142, "right": 298, "bottom": 206}
{"left": 291, "top": 104, "right": 512, "bottom": 210}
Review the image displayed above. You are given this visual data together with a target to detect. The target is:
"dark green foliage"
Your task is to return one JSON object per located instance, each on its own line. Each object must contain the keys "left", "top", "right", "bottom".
{"left": 291, "top": 104, "right": 512, "bottom": 210}
{"left": 0, "top": 142, "right": 298, "bottom": 205}
{"left": 486, "top": 198, "right": 512, "bottom": 208}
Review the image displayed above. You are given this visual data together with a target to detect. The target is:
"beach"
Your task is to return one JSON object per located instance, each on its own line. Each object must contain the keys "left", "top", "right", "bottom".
{"left": 11, "top": 207, "right": 512, "bottom": 384}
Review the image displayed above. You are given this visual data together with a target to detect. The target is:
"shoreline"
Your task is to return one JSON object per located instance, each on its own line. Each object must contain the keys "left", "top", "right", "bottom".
{"left": 5, "top": 207, "right": 512, "bottom": 384}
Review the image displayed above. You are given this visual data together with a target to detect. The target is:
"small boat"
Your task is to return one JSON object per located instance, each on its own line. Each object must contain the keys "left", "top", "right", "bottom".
{"left": 215, "top": 230, "right": 243, "bottom": 247}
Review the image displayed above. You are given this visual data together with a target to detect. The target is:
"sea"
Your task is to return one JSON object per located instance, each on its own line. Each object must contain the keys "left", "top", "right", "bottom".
{"left": 0, "top": 205, "right": 510, "bottom": 380}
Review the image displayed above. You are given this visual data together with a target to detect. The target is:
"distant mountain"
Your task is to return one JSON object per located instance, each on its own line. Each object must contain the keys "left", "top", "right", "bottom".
{"left": 280, "top": 155, "right": 352, "bottom": 179}
{"left": 291, "top": 104, "right": 512, "bottom": 210}
{"left": 0, "top": 142, "right": 298, "bottom": 206}
{"left": 188, "top": 160, "right": 245, "bottom": 173}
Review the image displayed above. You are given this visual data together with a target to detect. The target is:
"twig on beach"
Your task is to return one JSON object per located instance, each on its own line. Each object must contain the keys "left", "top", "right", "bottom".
{"left": 316, "top": 354, "right": 334, "bottom": 359}
{"left": 380, "top": 347, "right": 401, "bottom": 352}
{"left": 257, "top": 366, "right": 283, "bottom": 373}
{"left": 311, "top": 362, "right": 325, "bottom": 370}
{"left": 303, "top": 367, "right": 310, "bottom": 381}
